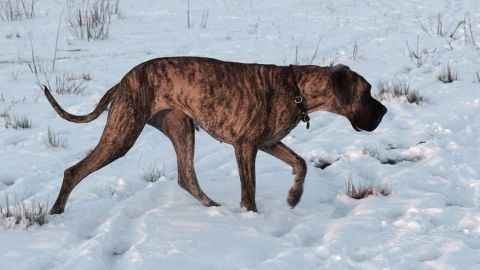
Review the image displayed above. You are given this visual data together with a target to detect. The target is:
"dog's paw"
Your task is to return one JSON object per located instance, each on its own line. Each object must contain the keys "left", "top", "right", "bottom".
{"left": 203, "top": 200, "right": 221, "bottom": 207}
{"left": 240, "top": 201, "right": 258, "bottom": 212}
{"left": 49, "top": 205, "right": 64, "bottom": 215}
{"left": 287, "top": 186, "right": 303, "bottom": 208}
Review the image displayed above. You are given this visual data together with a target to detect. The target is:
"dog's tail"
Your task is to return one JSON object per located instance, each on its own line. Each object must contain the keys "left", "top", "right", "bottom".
{"left": 43, "top": 84, "right": 117, "bottom": 123}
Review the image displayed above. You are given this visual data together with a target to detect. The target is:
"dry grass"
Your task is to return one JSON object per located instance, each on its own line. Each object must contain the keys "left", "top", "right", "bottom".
{"left": 141, "top": 165, "right": 164, "bottom": 182}
{"left": 351, "top": 41, "right": 359, "bottom": 61}
{"left": 437, "top": 64, "right": 458, "bottom": 83}
{"left": 290, "top": 37, "right": 323, "bottom": 65}
{"left": 0, "top": 0, "right": 36, "bottom": 21}
{"left": 415, "top": 12, "right": 478, "bottom": 49}
{"left": 44, "top": 127, "right": 67, "bottom": 148}
{"left": 0, "top": 109, "right": 9, "bottom": 117}
{"left": 345, "top": 177, "right": 391, "bottom": 200}
{"left": 0, "top": 196, "right": 48, "bottom": 228}
{"left": 4, "top": 113, "right": 32, "bottom": 129}
{"left": 27, "top": 36, "right": 51, "bottom": 90}
{"left": 186, "top": 0, "right": 190, "bottom": 28}
{"left": 81, "top": 72, "right": 92, "bottom": 81}
{"left": 66, "top": 0, "right": 121, "bottom": 41}
{"left": 406, "top": 36, "right": 430, "bottom": 67}
{"left": 416, "top": 13, "right": 459, "bottom": 38}
{"left": 54, "top": 74, "right": 87, "bottom": 95}
{"left": 463, "top": 12, "right": 477, "bottom": 48}
{"left": 377, "top": 80, "right": 428, "bottom": 105}
{"left": 200, "top": 9, "right": 209, "bottom": 29}
{"left": 362, "top": 145, "right": 380, "bottom": 159}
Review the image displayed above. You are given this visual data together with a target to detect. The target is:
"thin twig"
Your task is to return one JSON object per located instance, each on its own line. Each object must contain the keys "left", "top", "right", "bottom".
{"left": 308, "top": 36, "right": 323, "bottom": 65}
{"left": 415, "top": 15, "right": 432, "bottom": 37}
{"left": 294, "top": 45, "right": 299, "bottom": 65}
{"left": 52, "top": 4, "right": 65, "bottom": 73}
{"left": 186, "top": 0, "right": 190, "bottom": 28}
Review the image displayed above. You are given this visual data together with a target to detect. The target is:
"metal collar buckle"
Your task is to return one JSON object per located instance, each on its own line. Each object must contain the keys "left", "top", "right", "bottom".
{"left": 294, "top": 96, "right": 303, "bottom": 104}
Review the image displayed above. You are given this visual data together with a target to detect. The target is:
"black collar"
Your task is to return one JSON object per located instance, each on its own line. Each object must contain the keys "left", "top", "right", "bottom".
{"left": 289, "top": 65, "right": 310, "bottom": 129}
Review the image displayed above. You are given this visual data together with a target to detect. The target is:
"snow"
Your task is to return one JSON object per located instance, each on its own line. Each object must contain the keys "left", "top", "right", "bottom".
{"left": 1, "top": 0, "right": 480, "bottom": 269}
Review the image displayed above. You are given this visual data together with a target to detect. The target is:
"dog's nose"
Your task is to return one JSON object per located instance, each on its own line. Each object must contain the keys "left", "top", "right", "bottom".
{"left": 381, "top": 104, "right": 387, "bottom": 116}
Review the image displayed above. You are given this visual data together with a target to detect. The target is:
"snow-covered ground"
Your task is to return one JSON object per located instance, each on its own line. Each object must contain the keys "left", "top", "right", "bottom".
{"left": 1, "top": 0, "right": 480, "bottom": 269}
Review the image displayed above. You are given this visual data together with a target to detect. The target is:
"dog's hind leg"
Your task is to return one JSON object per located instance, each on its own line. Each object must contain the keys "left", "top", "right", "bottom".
{"left": 148, "top": 109, "right": 219, "bottom": 207}
{"left": 261, "top": 142, "right": 306, "bottom": 208}
{"left": 50, "top": 98, "right": 147, "bottom": 215}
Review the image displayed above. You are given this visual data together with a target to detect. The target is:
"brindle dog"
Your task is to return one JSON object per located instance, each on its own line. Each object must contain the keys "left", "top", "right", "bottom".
{"left": 44, "top": 57, "right": 387, "bottom": 214}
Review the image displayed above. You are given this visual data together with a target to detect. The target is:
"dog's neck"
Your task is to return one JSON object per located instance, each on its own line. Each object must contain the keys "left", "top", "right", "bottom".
{"left": 294, "top": 67, "right": 339, "bottom": 114}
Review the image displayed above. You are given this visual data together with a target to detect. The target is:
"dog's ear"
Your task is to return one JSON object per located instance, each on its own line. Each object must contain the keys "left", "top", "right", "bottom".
{"left": 332, "top": 67, "right": 352, "bottom": 104}
{"left": 330, "top": 64, "right": 350, "bottom": 72}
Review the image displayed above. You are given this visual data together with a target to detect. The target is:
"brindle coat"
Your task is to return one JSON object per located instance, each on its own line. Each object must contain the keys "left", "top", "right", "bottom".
{"left": 44, "top": 57, "right": 387, "bottom": 214}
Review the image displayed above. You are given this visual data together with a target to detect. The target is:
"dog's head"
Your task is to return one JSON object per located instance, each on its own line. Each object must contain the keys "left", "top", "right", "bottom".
{"left": 298, "top": 64, "right": 387, "bottom": 132}
{"left": 328, "top": 64, "right": 387, "bottom": 132}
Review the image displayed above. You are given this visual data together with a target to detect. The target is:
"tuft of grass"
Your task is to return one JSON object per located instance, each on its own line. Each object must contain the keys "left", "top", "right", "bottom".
{"left": 66, "top": 0, "right": 121, "bottom": 41}
{"left": 362, "top": 145, "right": 380, "bottom": 159}
{"left": 437, "top": 63, "right": 458, "bottom": 83}
{"left": 0, "top": 196, "right": 48, "bottom": 228}
{"left": 415, "top": 13, "right": 477, "bottom": 49}
{"left": 406, "top": 36, "right": 430, "bottom": 68}
{"left": 377, "top": 80, "right": 428, "bottom": 105}
{"left": 416, "top": 13, "right": 457, "bottom": 38}
{"left": 44, "top": 127, "right": 67, "bottom": 148}
{"left": 476, "top": 72, "right": 480, "bottom": 83}
{"left": 141, "top": 165, "right": 165, "bottom": 182}
{"left": 345, "top": 177, "right": 391, "bottom": 200}
{"left": 55, "top": 74, "right": 87, "bottom": 95}
{"left": 82, "top": 72, "right": 92, "bottom": 81}
{"left": 0, "top": 109, "right": 9, "bottom": 117}
{"left": 0, "top": 0, "right": 36, "bottom": 21}
{"left": 4, "top": 114, "right": 32, "bottom": 129}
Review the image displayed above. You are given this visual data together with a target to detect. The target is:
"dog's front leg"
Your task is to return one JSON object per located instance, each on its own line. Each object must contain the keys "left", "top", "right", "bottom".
{"left": 234, "top": 143, "right": 259, "bottom": 212}
{"left": 261, "top": 142, "right": 306, "bottom": 208}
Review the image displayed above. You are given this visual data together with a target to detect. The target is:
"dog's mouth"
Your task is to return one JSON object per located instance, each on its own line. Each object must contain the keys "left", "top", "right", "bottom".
{"left": 352, "top": 124, "right": 362, "bottom": 132}
{"left": 349, "top": 114, "right": 384, "bottom": 132}
{"left": 348, "top": 116, "right": 363, "bottom": 132}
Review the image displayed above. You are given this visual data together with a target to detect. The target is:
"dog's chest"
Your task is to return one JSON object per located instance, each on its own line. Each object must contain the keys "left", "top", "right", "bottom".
{"left": 262, "top": 106, "right": 300, "bottom": 145}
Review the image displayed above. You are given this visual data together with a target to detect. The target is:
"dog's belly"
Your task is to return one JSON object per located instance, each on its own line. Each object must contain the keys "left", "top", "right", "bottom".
{"left": 195, "top": 114, "right": 297, "bottom": 146}
{"left": 195, "top": 116, "right": 298, "bottom": 146}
